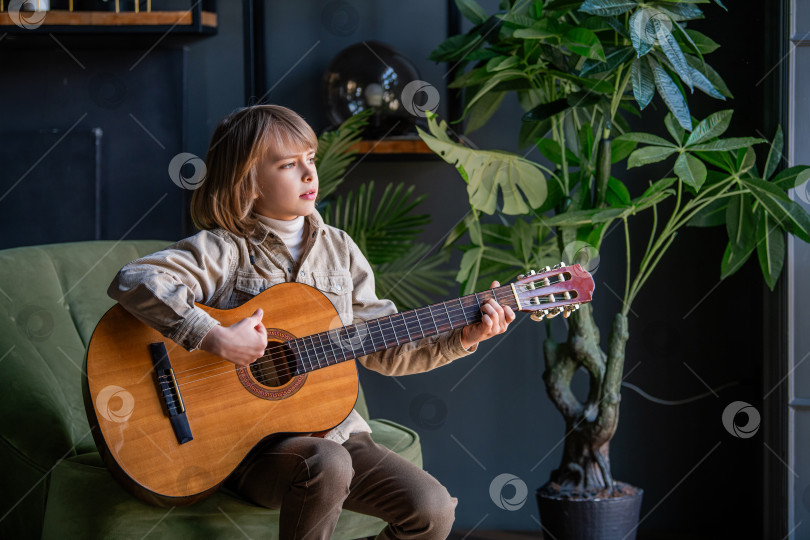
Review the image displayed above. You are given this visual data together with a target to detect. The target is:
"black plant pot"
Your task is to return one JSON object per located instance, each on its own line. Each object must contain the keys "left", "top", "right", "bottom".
{"left": 537, "top": 482, "right": 643, "bottom": 540}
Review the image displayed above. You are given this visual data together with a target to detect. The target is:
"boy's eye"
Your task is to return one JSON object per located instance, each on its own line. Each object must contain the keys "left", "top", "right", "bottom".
{"left": 281, "top": 155, "right": 315, "bottom": 169}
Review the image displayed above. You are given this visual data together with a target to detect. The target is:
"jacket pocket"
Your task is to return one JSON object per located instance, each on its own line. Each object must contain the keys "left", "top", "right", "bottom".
{"left": 312, "top": 272, "right": 354, "bottom": 323}
{"left": 229, "top": 270, "right": 285, "bottom": 308}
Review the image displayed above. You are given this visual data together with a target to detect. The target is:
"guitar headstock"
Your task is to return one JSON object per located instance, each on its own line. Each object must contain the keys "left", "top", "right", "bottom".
{"left": 512, "top": 263, "right": 594, "bottom": 321}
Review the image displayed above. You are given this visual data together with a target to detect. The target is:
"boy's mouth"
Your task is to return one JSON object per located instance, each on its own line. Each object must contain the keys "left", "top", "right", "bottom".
{"left": 300, "top": 190, "right": 317, "bottom": 201}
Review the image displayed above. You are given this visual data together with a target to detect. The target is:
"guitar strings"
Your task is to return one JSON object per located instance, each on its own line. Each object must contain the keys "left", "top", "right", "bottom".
{"left": 171, "top": 287, "right": 511, "bottom": 380}
{"left": 171, "top": 280, "right": 569, "bottom": 381}
{"left": 171, "top": 284, "right": 578, "bottom": 393}
{"left": 172, "top": 292, "right": 502, "bottom": 390}
{"left": 161, "top": 290, "right": 579, "bottom": 410}
{"left": 166, "top": 283, "right": 577, "bottom": 398}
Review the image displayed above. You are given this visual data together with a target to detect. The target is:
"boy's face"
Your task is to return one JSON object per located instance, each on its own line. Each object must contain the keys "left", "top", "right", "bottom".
{"left": 253, "top": 145, "right": 318, "bottom": 220}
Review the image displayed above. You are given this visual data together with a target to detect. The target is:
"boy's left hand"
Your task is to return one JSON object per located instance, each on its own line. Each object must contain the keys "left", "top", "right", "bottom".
{"left": 460, "top": 281, "right": 516, "bottom": 350}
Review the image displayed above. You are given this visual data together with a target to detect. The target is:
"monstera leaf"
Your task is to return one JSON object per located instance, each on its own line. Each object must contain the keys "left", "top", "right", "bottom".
{"left": 418, "top": 112, "right": 550, "bottom": 215}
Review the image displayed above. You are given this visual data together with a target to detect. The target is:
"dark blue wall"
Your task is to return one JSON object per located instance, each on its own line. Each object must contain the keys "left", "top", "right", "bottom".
{"left": 0, "top": 1, "right": 777, "bottom": 536}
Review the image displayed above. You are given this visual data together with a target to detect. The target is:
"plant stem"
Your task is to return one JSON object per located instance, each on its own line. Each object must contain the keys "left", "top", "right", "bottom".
{"left": 622, "top": 217, "right": 631, "bottom": 316}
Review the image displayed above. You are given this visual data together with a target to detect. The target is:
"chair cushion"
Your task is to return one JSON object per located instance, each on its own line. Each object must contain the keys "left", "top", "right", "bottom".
{"left": 41, "top": 418, "right": 421, "bottom": 540}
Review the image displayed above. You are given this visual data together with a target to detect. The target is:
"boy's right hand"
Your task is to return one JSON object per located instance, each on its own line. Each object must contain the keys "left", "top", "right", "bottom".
{"left": 200, "top": 308, "right": 268, "bottom": 366}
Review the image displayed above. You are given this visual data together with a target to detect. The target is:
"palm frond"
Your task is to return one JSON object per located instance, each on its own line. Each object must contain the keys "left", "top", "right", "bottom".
{"left": 322, "top": 181, "right": 431, "bottom": 264}
{"left": 315, "top": 109, "right": 372, "bottom": 199}
{"left": 373, "top": 244, "right": 455, "bottom": 310}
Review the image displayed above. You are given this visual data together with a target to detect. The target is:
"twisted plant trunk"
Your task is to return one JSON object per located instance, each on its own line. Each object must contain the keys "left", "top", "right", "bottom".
{"left": 542, "top": 303, "right": 629, "bottom": 496}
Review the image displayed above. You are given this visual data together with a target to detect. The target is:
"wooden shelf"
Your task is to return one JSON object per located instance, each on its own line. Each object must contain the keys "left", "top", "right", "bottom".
{"left": 350, "top": 139, "right": 434, "bottom": 155}
{"left": 0, "top": 9, "right": 217, "bottom": 33}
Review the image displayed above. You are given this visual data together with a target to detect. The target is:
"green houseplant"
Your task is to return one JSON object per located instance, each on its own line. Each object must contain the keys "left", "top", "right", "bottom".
{"left": 419, "top": 0, "right": 810, "bottom": 536}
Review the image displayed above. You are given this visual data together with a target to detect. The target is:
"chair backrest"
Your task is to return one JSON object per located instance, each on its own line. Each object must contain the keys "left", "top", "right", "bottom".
{"left": 0, "top": 239, "right": 372, "bottom": 471}
{"left": 0, "top": 240, "right": 173, "bottom": 469}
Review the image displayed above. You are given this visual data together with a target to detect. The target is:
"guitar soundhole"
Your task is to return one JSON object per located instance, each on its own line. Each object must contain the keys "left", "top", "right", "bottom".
{"left": 249, "top": 342, "right": 297, "bottom": 388}
{"left": 237, "top": 329, "right": 308, "bottom": 401}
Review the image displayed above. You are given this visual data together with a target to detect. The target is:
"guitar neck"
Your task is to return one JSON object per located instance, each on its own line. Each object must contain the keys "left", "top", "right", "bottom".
{"left": 284, "top": 285, "right": 517, "bottom": 375}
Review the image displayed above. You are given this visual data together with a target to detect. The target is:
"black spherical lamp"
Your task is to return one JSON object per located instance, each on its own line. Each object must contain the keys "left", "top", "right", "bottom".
{"left": 322, "top": 41, "right": 438, "bottom": 139}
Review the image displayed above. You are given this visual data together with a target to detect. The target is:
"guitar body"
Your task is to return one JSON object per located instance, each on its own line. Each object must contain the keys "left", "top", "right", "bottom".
{"left": 84, "top": 282, "right": 359, "bottom": 507}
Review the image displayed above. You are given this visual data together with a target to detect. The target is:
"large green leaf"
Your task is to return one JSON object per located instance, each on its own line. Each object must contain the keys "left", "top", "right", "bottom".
{"left": 455, "top": 0, "right": 489, "bottom": 25}
{"left": 772, "top": 165, "right": 810, "bottom": 191}
{"left": 742, "top": 176, "right": 810, "bottom": 242}
{"left": 653, "top": 18, "right": 693, "bottom": 90}
{"left": 579, "top": 0, "right": 637, "bottom": 16}
{"left": 755, "top": 212, "right": 785, "bottom": 290}
{"left": 664, "top": 113, "right": 686, "bottom": 145}
{"left": 764, "top": 126, "right": 784, "bottom": 180}
{"left": 562, "top": 27, "right": 606, "bottom": 61}
{"left": 581, "top": 46, "right": 635, "bottom": 77}
{"left": 675, "top": 28, "right": 721, "bottom": 55}
{"left": 631, "top": 57, "right": 655, "bottom": 109}
{"left": 536, "top": 138, "right": 580, "bottom": 165}
{"left": 688, "top": 198, "right": 728, "bottom": 227}
{"left": 725, "top": 193, "right": 756, "bottom": 250}
{"left": 430, "top": 32, "right": 484, "bottom": 63}
{"left": 655, "top": 2, "right": 703, "bottom": 21}
{"left": 685, "top": 54, "right": 733, "bottom": 98}
{"left": 465, "top": 70, "right": 529, "bottom": 111}
{"left": 686, "top": 63, "right": 726, "bottom": 100}
{"left": 720, "top": 239, "right": 755, "bottom": 279}
{"left": 651, "top": 58, "right": 692, "bottom": 130}
{"left": 466, "top": 91, "right": 507, "bottom": 133}
{"left": 542, "top": 207, "right": 625, "bottom": 226}
{"left": 685, "top": 110, "right": 732, "bottom": 147}
{"left": 615, "top": 131, "right": 676, "bottom": 147}
{"left": 688, "top": 137, "right": 766, "bottom": 152}
{"left": 419, "top": 114, "right": 549, "bottom": 214}
{"left": 674, "top": 152, "right": 707, "bottom": 190}
{"left": 606, "top": 176, "right": 632, "bottom": 207}
{"left": 627, "top": 145, "right": 678, "bottom": 168}
{"left": 629, "top": 9, "right": 654, "bottom": 58}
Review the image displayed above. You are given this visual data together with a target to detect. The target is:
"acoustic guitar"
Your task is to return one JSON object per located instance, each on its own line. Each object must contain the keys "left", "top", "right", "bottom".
{"left": 83, "top": 263, "right": 594, "bottom": 507}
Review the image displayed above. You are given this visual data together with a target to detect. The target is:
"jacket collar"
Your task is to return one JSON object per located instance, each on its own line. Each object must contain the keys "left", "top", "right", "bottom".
{"left": 248, "top": 209, "right": 325, "bottom": 245}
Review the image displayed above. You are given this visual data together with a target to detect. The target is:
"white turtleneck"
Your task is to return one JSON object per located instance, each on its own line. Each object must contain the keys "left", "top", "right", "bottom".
{"left": 257, "top": 215, "right": 306, "bottom": 263}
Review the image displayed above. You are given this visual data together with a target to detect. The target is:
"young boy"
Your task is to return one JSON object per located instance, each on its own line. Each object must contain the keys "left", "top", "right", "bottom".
{"left": 108, "top": 105, "right": 515, "bottom": 539}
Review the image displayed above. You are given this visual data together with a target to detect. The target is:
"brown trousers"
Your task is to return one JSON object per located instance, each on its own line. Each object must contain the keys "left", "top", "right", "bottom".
{"left": 226, "top": 432, "right": 457, "bottom": 540}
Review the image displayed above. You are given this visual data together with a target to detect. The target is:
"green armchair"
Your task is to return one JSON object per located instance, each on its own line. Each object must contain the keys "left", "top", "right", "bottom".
{"left": 0, "top": 240, "right": 423, "bottom": 539}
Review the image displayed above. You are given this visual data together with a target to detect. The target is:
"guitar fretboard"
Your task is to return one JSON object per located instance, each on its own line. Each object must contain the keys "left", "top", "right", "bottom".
{"left": 279, "top": 285, "right": 517, "bottom": 375}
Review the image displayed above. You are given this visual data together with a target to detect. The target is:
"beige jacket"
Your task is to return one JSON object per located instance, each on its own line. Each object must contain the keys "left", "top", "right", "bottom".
{"left": 107, "top": 210, "right": 476, "bottom": 442}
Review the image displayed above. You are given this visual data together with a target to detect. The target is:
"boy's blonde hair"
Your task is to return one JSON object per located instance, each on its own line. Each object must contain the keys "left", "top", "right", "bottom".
{"left": 191, "top": 104, "right": 318, "bottom": 236}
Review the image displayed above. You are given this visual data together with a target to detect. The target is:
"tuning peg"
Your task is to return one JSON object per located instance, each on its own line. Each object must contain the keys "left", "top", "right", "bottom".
{"left": 517, "top": 274, "right": 526, "bottom": 280}
{"left": 542, "top": 266, "right": 551, "bottom": 272}
{"left": 530, "top": 312, "right": 546, "bottom": 322}
{"left": 545, "top": 307, "right": 562, "bottom": 319}
{"left": 562, "top": 309, "right": 571, "bottom": 319}
{"left": 529, "top": 269, "right": 536, "bottom": 276}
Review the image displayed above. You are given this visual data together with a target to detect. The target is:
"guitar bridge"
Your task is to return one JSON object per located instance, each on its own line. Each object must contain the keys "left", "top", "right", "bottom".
{"left": 149, "top": 342, "right": 193, "bottom": 445}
